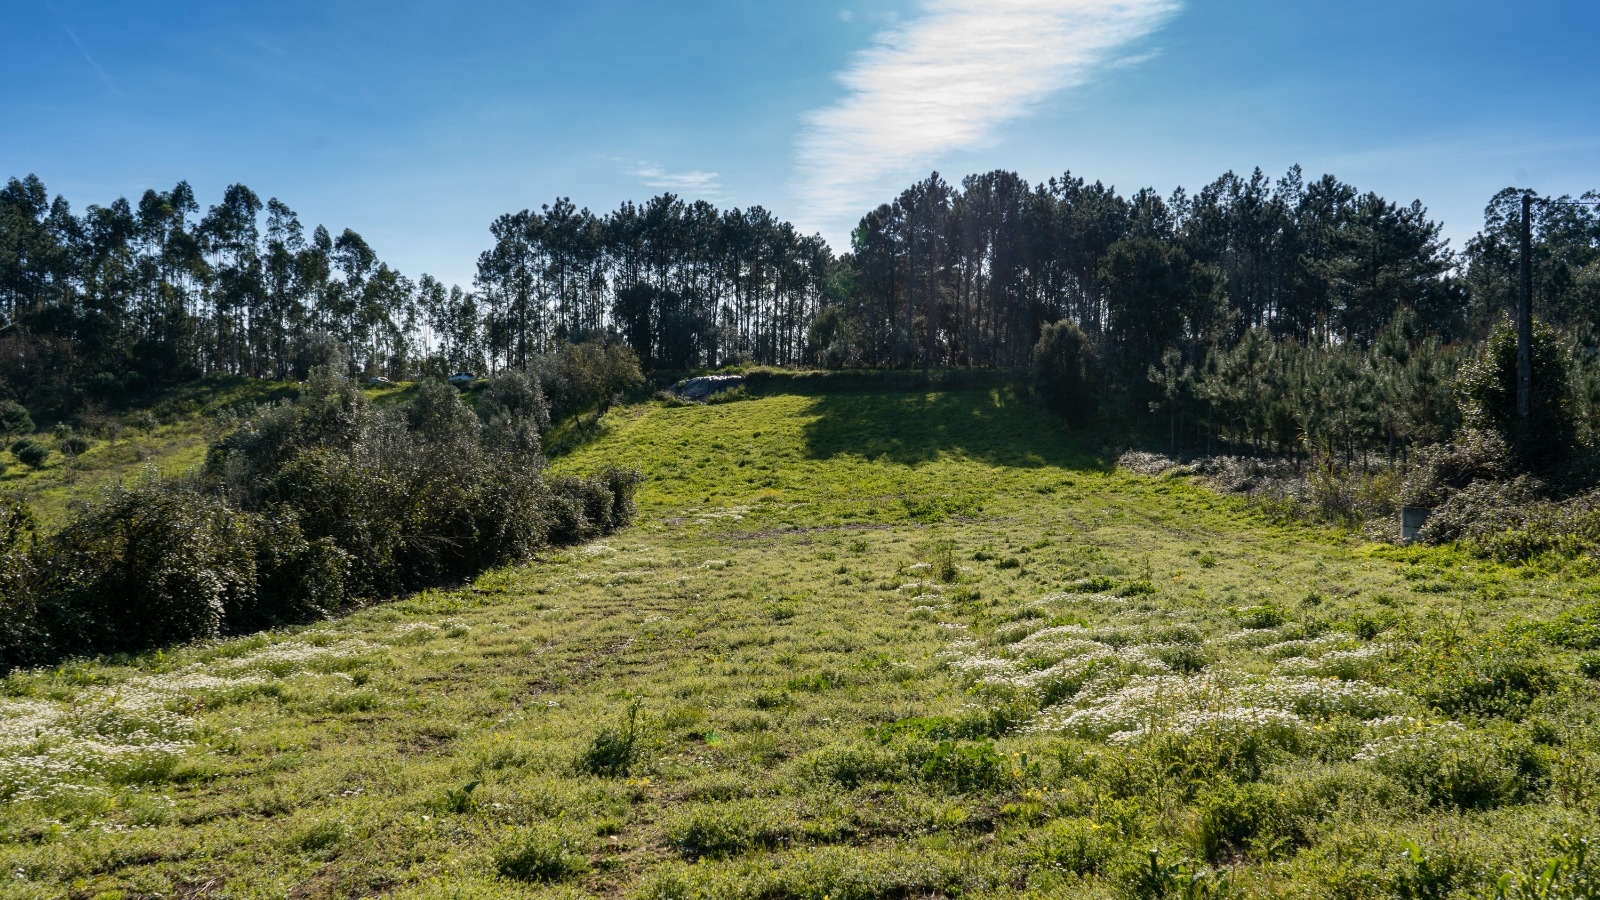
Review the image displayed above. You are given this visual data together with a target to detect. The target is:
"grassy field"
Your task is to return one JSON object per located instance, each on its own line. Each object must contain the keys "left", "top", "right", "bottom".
{"left": 2, "top": 381, "right": 1598, "bottom": 899}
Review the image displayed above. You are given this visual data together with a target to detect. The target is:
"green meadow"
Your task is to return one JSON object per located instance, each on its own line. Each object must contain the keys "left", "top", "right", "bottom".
{"left": 3, "top": 381, "right": 1599, "bottom": 899}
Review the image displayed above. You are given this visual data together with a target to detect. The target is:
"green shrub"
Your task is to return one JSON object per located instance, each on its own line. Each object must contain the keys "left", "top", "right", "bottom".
{"left": 12, "top": 439, "right": 47, "bottom": 468}
{"left": 1392, "top": 840, "right": 1472, "bottom": 900}
{"left": 1232, "top": 603, "right": 1287, "bottom": 629}
{"left": 0, "top": 498, "right": 40, "bottom": 669}
{"left": 237, "top": 515, "right": 350, "bottom": 633}
{"left": 1538, "top": 601, "right": 1600, "bottom": 650}
{"left": 704, "top": 385, "right": 750, "bottom": 404}
{"left": 535, "top": 337, "right": 646, "bottom": 421}
{"left": 33, "top": 481, "right": 255, "bottom": 656}
{"left": 1408, "top": 631, "right": 1560, "bottom": 719}
{"left": 1132, "top": 723, "right": 1303, "bottom": 787}
{"left": 804, "top": 743, "right": 905, "bottom": 788}
{"left": 913, "top": 740, "right": 1015, "bottom": 792}
{"left": 1193, "top": 780, "right": 1303, "bottom": 863}
{"left": 638, "top": 846, "right": 965, "bottom": 900}
{"left": 2, "top": 365, "right": 639, "bottom": 672}
{"left": 1456, "top": 321, "right": 1577, "bottom": 471}
{"left": 494, "top": 825, "right": 589, "bottom": 883}
{"left": 1578, "top": 653, "right": 1600, "bottom": 680}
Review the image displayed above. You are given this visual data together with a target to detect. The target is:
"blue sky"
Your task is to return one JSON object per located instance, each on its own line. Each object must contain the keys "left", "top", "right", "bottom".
{"left": 5, "top": 1, "right": 1598, "bottom": 289}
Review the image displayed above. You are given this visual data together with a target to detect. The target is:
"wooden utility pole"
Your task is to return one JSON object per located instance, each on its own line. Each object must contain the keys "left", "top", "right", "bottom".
{"left": 1517, "top": 193, "right": 1533, "bottom": 431}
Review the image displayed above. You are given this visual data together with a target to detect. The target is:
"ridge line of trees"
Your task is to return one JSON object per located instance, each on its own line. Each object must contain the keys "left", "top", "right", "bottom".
{"left": 3, "top": 169, "right": 1597, "bottom": 469}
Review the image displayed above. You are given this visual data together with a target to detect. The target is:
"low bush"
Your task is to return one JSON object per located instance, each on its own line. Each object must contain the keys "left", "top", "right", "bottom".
{"left": 1193, "top": 779, "right": 1305, "bottom": 863}
{"left": 704, "top": 384, "right": 750, "bottom": 404}
{"left": 912, "top": 739, "right": 1016, "bottom": 793}
{"left": 31, "top": 481, "right": 255, "bottom": 656}
{"left": 0, "top": 498, "right": 40, "bottom": 669}
{"left": 804, "top": 743, "right": 905, "bottom": 788}
{"left": 0, "top": 400, "right": 33, "bottom": 437}
{"left": 639, "top": 846, "right": 967, "bottom": 900}
{"left": 1402, "top": 429, "right": 1517, "bottom": 508}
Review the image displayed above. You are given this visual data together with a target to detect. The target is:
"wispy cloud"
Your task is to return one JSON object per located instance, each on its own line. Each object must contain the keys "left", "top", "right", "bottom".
{"left": 796, "top": 0, "right": 1178, "bottom": 239}
{"left": 629, "top": 162, "right": 723, "bottom": 198}
{"left": 48, "top": 3, "right": 122, "bottom": 96}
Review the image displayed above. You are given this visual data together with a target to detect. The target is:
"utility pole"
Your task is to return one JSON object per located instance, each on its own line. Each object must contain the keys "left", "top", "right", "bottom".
{"left": 1517, "top": 192, "right": 1533, "bottom": 432}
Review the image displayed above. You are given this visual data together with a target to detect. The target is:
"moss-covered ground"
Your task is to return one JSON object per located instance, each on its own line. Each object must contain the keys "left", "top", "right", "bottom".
{"left": 3, "top": 381, "right": 1599, "bottom": 899}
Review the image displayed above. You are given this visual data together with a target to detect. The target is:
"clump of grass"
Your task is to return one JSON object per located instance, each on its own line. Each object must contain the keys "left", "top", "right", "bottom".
{"left": 1578, "top": 652, "right": 1600, "bottom": 680}
{"left": 290, "top": 818, "right": 348, "bottom": 856}
{"left": 1356, "top": 725, "right": 1545, "bottom": 810}
{"left": 1407, "top": 630, "right": 1559, "bottom": 719}
{"left": 917, "top": 539, "right": 959, "bottom": 583}
{"left": 664, "top": 799, "right": 792, "bottom": 859}
{"left": 704, "top": 385, "right": 750, "bottom": 404}
{"left": 493, "top": 825, "right": 590, "bottom": 883}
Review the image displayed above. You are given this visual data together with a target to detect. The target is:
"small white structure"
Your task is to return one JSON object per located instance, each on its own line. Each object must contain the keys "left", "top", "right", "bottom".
{"left": 672, "top": 375, "right": 745, "bottom": 401}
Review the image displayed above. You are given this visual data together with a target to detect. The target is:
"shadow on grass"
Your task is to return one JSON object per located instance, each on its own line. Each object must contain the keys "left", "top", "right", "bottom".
{"left": 797, "top": 386, "right": 1109, "bottom": 472}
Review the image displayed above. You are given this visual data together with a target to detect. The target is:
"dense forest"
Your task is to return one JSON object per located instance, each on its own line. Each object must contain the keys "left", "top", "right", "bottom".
{"left": 2, "top": 168, "right": 1597, "bottom": 466}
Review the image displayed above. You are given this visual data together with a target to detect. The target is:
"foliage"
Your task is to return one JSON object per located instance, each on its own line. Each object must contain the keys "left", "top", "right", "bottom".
{"left": 535, "top": 336, "right": 646, "bottom": 422}
{"left": 0, "top": 400, "right": 33, "bottom": 437}
{"left": 1030, "top": 319, "right": 1102, "bottom": 426}
{"left": 0, "top": 367, "right": 640, "bottom": 671}
{"left": 1457, "top": 321, "right": 1578, "bottom": 470}
{"left": 664, "top": 800, "right": 793, "bottom": 859}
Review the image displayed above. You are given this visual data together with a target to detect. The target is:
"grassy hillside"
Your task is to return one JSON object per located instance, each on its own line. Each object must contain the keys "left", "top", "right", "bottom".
{"left": 2, "top": 383, "right": 1598, "bottom": 899}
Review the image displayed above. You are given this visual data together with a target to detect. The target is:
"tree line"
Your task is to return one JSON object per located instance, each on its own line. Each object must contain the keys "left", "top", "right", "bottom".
{"left": 0, "top": 175, "right": 840, "bottom": 416}
{"left": 3, "top": 169, "right": 1597, "bottom": 464}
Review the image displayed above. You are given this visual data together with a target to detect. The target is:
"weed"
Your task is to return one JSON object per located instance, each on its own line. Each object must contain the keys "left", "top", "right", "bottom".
{"left": 579, "top": 698, "right": 644, "bottom": 777}
{"left": 437, "top": 780, "right": 481, "bottom": 814}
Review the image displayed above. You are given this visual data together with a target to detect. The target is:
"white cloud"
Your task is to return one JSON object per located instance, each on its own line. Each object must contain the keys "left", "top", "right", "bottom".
{"left": 796, "top": 0, "right": 1179, "bottom": 242}
{"left": 629, "top": 162, "right": 723, "bottom": 197}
